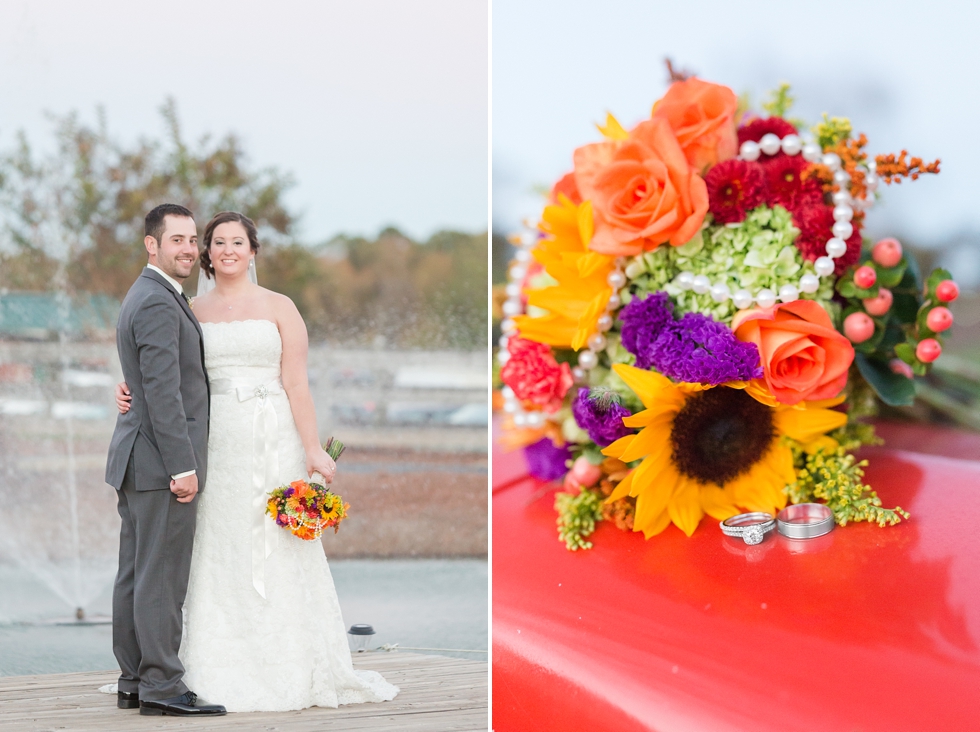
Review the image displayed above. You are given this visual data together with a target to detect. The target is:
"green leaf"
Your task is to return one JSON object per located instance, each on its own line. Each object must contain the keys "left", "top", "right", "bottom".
{"left": 890, "top": 255, "right": 923, "bottom": 324}
{"left": 905, "top": 251, "right": 924, "bottom": 292}
{"left": 877, "top": 262, "right": 906, "bottom": 288}
{"left": 879, "top": 320, "right": 906, "bottom": 352}
{"left": 581, "top": 443, "right": 606, "bottom": 465}
{"left": 894, "top": 342, "right": 916, "bottom": 365}
{"left": 855, "top": 352, "right": 915, "bottom": 406}
{"left": 838, "top": 280, "right": 857, "bottom": 298}
{"left": 926, "top": 267, "right": 953, "bottom": 292}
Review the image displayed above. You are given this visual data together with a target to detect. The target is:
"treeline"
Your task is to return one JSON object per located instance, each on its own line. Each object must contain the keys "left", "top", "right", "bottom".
{"left": 260, "top": 228, "right": 487, "bottom": 348}
{"left": 0, "top": 101, "right": 486, "bottom": 349}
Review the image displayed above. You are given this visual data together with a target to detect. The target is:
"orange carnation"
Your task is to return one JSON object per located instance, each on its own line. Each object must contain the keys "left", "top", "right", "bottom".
{"left": 651, "top": 77, "right": 738, "bottom": 172}
{"left": 732, "top": 300, "right": 854, "bottom": 406}
{"left": 573, "top": 117, "right": 708, "bottom": 256}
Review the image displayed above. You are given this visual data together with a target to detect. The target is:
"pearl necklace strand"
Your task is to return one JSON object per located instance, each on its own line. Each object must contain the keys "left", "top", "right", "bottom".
{"left": 671, "top": 132, "right": 879, "bottom": 308}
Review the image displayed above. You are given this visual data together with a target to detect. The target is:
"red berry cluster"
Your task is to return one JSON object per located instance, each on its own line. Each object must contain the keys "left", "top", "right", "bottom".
{"left": 839, "top": 236, "right": 957, "bottom": 378}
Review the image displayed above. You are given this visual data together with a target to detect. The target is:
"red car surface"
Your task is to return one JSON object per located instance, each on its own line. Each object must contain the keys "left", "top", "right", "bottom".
{"left": 493, "top": 420, "right": 980, "bottom": 731}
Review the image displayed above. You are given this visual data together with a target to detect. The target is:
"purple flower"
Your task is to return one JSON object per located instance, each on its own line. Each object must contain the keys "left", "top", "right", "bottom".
{"left": 572, "top": 388, "right": 633, "bottom": 447}
{"left": 523, "top": 437, "right": 572, "bottom": 481}
{"left": 620, "top": 291, "right": 762, "bottom": 385}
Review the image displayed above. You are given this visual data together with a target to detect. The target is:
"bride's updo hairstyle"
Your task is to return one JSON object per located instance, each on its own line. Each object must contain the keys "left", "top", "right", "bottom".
{"left": 199, "top": 211, "right": 260, "bottom": 279}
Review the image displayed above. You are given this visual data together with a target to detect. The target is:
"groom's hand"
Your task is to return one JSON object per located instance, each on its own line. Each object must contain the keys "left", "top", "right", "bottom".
{"left": 171, "top": 474, "right": 199, "bottom": 503}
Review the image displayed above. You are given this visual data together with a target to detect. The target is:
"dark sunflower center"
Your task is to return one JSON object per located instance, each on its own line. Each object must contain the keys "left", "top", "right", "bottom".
{"left": 670, "top": 388, "right": 774, "bottom": 486}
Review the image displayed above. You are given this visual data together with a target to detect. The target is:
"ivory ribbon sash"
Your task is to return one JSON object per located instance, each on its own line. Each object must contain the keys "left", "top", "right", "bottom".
{"left": 210, "top": 377, "right": 282, "bottom": 599}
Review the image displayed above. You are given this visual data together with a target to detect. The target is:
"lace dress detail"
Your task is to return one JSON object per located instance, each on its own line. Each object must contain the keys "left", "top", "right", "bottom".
{"left": 179, "top": 320, "right": 398, "bottom": 712}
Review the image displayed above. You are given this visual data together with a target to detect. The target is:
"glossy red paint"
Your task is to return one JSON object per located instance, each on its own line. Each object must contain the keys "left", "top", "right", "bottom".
{"left": 492, "top": 421, "right": 980, "bottom": 731}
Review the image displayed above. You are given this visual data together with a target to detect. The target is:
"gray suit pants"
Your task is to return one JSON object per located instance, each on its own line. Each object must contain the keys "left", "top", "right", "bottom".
{"left": 112, "top": 457, "right": 198, "bottom": 701}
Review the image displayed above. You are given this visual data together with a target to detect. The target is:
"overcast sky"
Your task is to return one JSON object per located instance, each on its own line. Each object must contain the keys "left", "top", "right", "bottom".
{"left": 493, "top": 0, "right": 980, "bottom": 281}
{"left": 0, "top": 0, "right": 488, "bottom": 243}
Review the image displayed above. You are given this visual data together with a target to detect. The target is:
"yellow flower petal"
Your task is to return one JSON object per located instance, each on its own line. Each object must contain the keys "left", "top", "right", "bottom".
{"left": 600, "top": 434, "right": 634, "bottom": 460}
{"left": 577, "top": 200, "right": 595, "bottom": 248}
{"left": 510, "top": 196, "right": 615, "bottom": 349}
{"left": 729, "top": 462, "right": 777, "bottom": 515}
{"left": 774, "top": 407, "right": 847, "bottom": 444}
{"left": 743, "top": 379, "right": 779, "bottom": 407}
{"left": 805, "top": 394, "right": 848, "bottom": 409}
{"left": 699, "top": 483, "right": 741, "bottom": 521}
{"left": 667, "top": 478, "right": 704, "bottom": 537}
{"left": 572, "top": 291, "right": 613, "bottom": 350}
{"left": 628, "top": 454, "right": 680, "bottom": 525}
{"left": 596, "top": 112, "right": 629, "bottom": 141}
{"left": 635, "top": 497, "right": 672, "bottom": 539}
{"left": 606, "top": 470, "right": 634, "bottom": 502}
{"left": 765, "top": 443, "right": 798, "bottom": 486}
{"left": 612, "top": 363, "right": 683, "bottom": 409}
{"left": 618, "top": 420, "right": 672, "bottom": 463}
{"left": 512, "top": 313, "right": 578, "bottom": 347}
{"left": 622, "top": 401, "right": 680, "bottom": 428}
{"left": 803, "top": 435, "right": 839, "bottom": 455}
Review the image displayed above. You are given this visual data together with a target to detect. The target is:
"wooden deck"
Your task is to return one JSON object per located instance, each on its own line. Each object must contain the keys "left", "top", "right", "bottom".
{"left": 0, "top": 652, "right": 487, "bottom": 731}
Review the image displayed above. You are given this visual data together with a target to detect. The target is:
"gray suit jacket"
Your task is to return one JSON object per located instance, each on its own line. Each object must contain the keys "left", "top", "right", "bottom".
{"left": 105, "top": 268, "right": 209, "bottom": 491}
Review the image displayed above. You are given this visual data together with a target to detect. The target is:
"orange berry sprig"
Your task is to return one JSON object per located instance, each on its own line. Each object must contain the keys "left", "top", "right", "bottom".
{"left": 874, "top": 150, "right": 941, "bottom": 184}
{"left": 802, "top": 133, "right": 872, "bottom": 225}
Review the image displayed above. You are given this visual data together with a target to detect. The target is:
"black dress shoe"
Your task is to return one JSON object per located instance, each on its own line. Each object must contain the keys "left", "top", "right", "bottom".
{"left": 117, "top": 690, "right": 139, "bottom": 709}
{"left": 139, "top": 691, "right": 226, "bottom": 716}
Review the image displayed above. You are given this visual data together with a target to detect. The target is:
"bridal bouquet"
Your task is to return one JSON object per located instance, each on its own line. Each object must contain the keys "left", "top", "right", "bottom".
{"left": 495, "top": 77, "right": 957, "bottom": 550}
{"left": 267, "top": 438, "right": 349, "bottom": 540}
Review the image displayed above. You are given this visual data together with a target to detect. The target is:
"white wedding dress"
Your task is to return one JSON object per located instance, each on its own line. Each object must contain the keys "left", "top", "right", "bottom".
{"left": 177, "top": 319, "right": 398, "bottom": 712}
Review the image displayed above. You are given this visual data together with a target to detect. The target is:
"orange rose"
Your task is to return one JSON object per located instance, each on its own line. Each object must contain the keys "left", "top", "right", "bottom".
{"left": 652, "top": 77, "right": 738, "bottom": 172}
{"left": 551, "top": 171, "right": 582, "bottom": 205}
{"left": 732, "top": 300, "right": 854, "bottom": 405}
{"left": 573, "top": 117, "right": 708, "bottom": 256}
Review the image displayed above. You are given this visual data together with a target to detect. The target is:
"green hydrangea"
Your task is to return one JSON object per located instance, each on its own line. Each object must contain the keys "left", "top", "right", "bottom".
{"left": 623, "top": 205, "right": 834, "bottom": 323}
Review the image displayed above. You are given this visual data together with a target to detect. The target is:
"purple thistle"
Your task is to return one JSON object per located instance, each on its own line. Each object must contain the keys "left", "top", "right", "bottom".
{"left": 523, "top": 437, "right": 572, "bottom": 481}
{"left": 619, "top": 291, "right": 762, "bottom": 385}
{"left": 572, "top": 388, "right": 634, "bottom": 447}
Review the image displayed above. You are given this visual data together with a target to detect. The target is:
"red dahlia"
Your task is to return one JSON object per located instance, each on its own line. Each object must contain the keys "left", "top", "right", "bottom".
{"left": 764, "top": 155, "right": 823, "bottom": 213}
{"left": 737, "top": 116, "right": 798, "bottom": 145}
{"left": 704, "top": 159, "right": 767, "bottom": 225}
{"left": 793, "top": 203, "right": 862, "bottom": 274}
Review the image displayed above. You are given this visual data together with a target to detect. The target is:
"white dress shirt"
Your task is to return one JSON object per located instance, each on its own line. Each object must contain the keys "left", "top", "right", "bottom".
{"left": 146, "top": 263, "right": 196, "bottom": 482}
{"left": 146, "top": 263, "right": 185, "bottom": 295}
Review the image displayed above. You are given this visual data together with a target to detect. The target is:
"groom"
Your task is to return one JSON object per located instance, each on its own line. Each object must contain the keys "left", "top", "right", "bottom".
{"left": 105, "top": 203, "right": 225, "bottom": 717}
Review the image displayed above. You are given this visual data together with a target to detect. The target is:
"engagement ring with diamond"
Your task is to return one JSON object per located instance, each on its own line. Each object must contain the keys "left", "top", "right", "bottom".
{"left": 720, "top": 512, "right": 776, "bottom": 545}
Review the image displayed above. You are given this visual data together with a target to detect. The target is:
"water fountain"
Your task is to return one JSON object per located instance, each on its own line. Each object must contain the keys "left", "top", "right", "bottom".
{"left": 0, "top": 202, "right": 119, "bottom": 628}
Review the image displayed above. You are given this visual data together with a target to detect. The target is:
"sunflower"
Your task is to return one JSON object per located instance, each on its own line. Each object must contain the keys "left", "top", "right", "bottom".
{"left": 601, "top": 363, "right": 847, "bottom": 538}
{"left": 513, "top": 194, "right": 616, "bottom": 350}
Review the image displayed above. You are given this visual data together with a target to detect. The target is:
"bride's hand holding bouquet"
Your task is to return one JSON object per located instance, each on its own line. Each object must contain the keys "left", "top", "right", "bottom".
{"left": 307, "top": 447, "right": 337, "bottom": 484}
{"left": 268, "top": 438, "right": 349, "bottom": 541}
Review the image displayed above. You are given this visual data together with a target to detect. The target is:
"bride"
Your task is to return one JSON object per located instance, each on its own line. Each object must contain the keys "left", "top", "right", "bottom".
{"left": 115, "top": 211, "right": 398, "bottom": 712}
